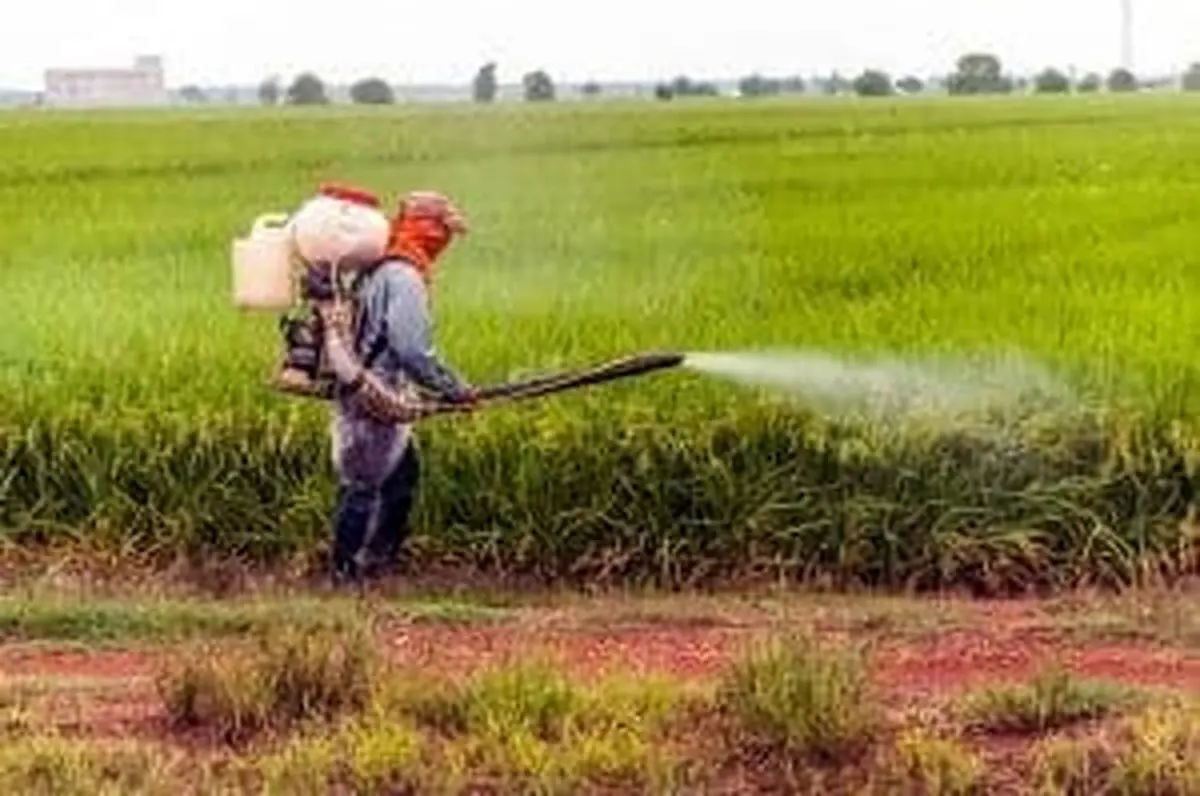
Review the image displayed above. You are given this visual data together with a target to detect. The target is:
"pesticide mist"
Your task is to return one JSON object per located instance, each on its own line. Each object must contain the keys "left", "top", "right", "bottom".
{"left": 683, "top": 349, "right": 1079, "bottom": 429}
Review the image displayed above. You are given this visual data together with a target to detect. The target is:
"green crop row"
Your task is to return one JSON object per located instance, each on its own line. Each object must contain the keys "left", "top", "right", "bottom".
{"left": 1, "top": 405, "right": 1194, "bottom": 591}
{"left": 1, "top": 95, "right": 1198, "bottom": 589}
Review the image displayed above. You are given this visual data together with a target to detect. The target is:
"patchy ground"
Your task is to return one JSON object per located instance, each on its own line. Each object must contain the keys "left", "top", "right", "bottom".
{"left": 4, "top": 586, "right": 1200, "bottom": 792}
{"left": 6, "top": 588, "right": 1200, "bottom": 685}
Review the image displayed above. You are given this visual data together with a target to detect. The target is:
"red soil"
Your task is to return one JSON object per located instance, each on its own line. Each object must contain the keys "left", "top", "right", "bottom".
{"left": 3, "top": 609, "right": 1198, "bottom": 692}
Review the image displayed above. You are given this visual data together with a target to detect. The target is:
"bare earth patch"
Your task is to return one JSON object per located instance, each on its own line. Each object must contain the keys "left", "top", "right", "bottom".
{"left": 4, "top": 591, "right": 1200, "bottom": 717}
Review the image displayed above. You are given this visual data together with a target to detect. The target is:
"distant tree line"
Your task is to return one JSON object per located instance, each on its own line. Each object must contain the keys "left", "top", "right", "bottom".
{"left": 251, "top": 64, "right": 562, "bottom": 107}
{"left": 938, "top": 53, "right": 1149, "bottom": 96}
{"left": 728, "top": 56, "right": 1200, "bottom": 99}
{"left": 726, "top": 56, "right": 1196, "bottom": 100}
{"left": 242, "top": 57, "right": 1200, "bottom": 108}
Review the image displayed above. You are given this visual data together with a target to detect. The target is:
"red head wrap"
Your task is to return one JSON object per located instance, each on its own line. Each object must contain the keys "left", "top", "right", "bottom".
{"left": 384, "top": 190, "right": 468, "bottom": 286}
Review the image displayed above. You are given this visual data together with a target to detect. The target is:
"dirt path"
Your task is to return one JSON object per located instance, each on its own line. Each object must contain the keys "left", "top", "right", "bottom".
{"left": 4, "top": 610, "right": 1199, "bottom": 692}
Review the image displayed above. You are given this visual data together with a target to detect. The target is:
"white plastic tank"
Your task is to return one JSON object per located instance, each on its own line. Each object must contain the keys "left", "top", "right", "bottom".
{"left": 231, "top": 213, "right": 295, "bottom": 311}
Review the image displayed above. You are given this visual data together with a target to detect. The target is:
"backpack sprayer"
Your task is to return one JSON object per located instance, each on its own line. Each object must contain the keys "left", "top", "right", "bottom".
{"left": 230, "top": 192, "right": 683, "bottom": 424}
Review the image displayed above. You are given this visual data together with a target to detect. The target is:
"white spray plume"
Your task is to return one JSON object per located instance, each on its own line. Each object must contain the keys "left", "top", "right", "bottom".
{"left": 682, "top": 348, "right": 1078, "bottom": 427}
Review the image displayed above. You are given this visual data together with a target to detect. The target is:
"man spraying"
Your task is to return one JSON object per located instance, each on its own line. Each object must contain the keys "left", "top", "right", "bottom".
{"left": 316, "top": 186, "right": 478, "bottom": 585}
{"left": 255, "top": 184, "right": 683, "bottom": 586}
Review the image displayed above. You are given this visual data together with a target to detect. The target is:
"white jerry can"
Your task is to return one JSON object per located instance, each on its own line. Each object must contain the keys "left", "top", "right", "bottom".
{"left": 231, "top": 213, "right": 295, "bottom": 311}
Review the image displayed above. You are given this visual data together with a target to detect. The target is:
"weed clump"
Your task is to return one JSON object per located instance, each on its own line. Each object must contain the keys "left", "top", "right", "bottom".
{"left": 1107, "top": 704, "right": 1200, "bottom": 794}
{"left": 716, "top": 632, "right": 883, "bottom": 767}
{"left": 0, "top": 737, "right": 214, "bottom": 796}
{"left": 957, "top": 667, "right": 1140, "bottom": 735}
{"left": 1032, "top": 735, "right": 1116, "bottom": 795}
{"left": 880, "top": 728, "right": 985, "bottom": 796}
{"left": 424, "top": 659, "right": 587, "bottom": 741}
{"left": 156, "top": 614, "right": 378, "bottom": 742}
{"left": 260, "top": 717, "right": 427, "bottom": 795}
{"left": 379, "top": 657, "right": 688, "bottom": 793}
{"left": 1032, "top": 701, "right": 1200, "bottom": 794}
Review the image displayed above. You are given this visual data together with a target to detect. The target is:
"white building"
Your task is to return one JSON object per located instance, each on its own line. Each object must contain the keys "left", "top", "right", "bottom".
{"left": 43, "top": 56, "right": 167, "bottom": 108}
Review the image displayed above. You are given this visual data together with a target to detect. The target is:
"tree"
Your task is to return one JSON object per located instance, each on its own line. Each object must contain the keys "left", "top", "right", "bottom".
{"left": 673, "top": 76, "right": 718, "bottom": 96}
{"left": 738, "top": 74, "right": 783, "bottom": 97}
{"left": 473, "top": 62, "right": 497, "bottom": 103}
{"left": 896, "top": 75, "right": 925, "bottom": 94}
{"left": 1183, "top": 63, "right": 1200, "bottom": 92}
{"left": 350, "top": 77, "right": 395, "bottom": 104}
{"left": 522, "top": 70, "right": 555, "bottom": 102}
{"left": 1034, "top": 67, "right": 1071, "bottom": 94}
{"left": 1107, "top": 68, "right": 1138, "bottom": 93}
{"left": 947, "top": 53, "right": 1013, "bottom": 95}
{"left": 853, "top": 69, "right": 894, "bottom": 97}
{"left": 287, "top": 73, "right": 328, "bottom": 105}
{"left": 257, "top": 77, "right": 280, "bottom": 105}
{"left": 581, "top": 81, "right": 601, "bottom": 97}
{"left": 654, "top": 76, "right": 718, "bottom": 100}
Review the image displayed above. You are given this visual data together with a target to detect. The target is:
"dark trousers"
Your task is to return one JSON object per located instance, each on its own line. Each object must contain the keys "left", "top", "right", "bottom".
{"left": 331, "top": 440, "right": 421, "bottom": 583}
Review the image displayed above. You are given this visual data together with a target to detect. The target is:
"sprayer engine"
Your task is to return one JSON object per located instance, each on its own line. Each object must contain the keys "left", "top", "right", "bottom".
{"left": 273, "top": 261, "right": 364, "bottom": 396}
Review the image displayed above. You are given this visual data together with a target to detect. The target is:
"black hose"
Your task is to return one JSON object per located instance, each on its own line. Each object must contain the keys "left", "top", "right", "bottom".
{"left": 273, "top": 351, "right": 686, "bottom": 419}
{"left": 474, "top": 351, "right": 685, "bottom": 402}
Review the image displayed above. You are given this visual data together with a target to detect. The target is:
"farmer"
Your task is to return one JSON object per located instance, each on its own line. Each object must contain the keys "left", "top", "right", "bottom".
{"left": 327, "top": 187, "right": 478, "bottom": 585}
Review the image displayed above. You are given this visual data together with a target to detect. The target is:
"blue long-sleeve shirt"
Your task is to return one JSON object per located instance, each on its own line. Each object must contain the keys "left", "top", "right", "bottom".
{"left": 353, "top": 258, "right": 470, "bottom": 400}
{"left": 330, "top": 257, "right": 468, "bottom": 487}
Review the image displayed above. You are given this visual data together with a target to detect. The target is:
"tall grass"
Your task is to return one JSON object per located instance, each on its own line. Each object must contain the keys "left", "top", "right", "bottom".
{"left": 1, "top": 96, "right": 1198, "bottom": 588}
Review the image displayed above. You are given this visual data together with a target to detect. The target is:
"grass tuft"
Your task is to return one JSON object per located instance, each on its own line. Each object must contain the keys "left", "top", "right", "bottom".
{"left": 957, "top": 667, "right": 1140, "bottom": 735}
{"left": 1031, "top": 702, "right": 1200, "bottom": 795}
{"left": 1106, "top": 704, "right": 1200, "bottom": 795}
{"left": 376, "top": 657, "right": 690, "bottom": 793}
{"left": 156, "top": 614, "right": 378, "bottom": 742}
{"left": 716, "top": 632, "right": 883, "bottom": 765}
{"left": 0, "top": 737, "right": 223, "bottom": 796}
{"left": 1032, "top": 735, "right": 1116, "bottom": 796}
{"left": 259, "top": 716, "right": 427, "bottom": 795}
{"left": 881, "top": 728, "right": 985, "bottom": 796}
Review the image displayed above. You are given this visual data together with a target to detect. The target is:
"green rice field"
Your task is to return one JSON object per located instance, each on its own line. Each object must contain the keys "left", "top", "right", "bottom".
{"left": 1, "top": 94, "right": 1197, "bottom": 589}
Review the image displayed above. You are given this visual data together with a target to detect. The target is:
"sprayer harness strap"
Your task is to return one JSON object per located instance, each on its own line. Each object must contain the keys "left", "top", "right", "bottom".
{"left": 316, "top": 286, "right": 430, "bottom": 425}
{"left": 269, "top": 263, "right": 432, "bottom": 425}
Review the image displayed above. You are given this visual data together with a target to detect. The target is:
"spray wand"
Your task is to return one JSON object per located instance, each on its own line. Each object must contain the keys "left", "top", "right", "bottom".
{"left": 273, "top": 350, "right": 685, "bottom": 422}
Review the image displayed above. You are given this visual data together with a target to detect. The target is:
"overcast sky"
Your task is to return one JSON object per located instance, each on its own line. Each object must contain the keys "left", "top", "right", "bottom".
{"left": 1, "top": 0, "right": 1197, "bottom": 90}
